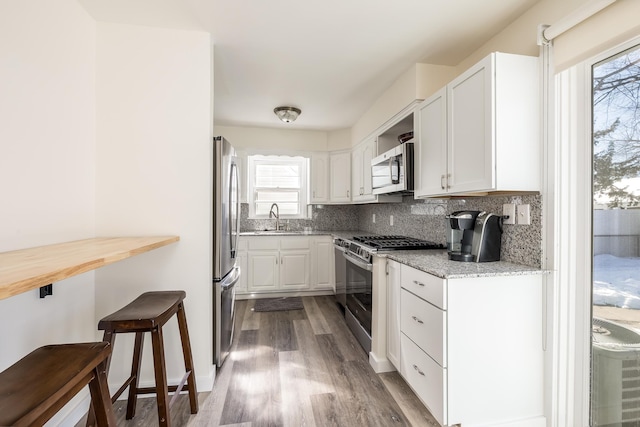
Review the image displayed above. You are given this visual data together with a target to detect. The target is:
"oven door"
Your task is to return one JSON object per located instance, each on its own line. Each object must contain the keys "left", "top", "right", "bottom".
{"left": 344, "top": 251, "right": 373, "bottom": 336}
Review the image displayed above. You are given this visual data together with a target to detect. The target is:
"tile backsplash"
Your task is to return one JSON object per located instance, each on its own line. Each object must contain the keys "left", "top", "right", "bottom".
{"left": 240, "top": 193, "right": 542, "bottom": 268}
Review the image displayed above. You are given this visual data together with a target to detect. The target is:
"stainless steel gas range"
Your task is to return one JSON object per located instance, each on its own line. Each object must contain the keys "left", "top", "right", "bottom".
{"left": 333, "top": 235, "right": 444, "bottom": 353}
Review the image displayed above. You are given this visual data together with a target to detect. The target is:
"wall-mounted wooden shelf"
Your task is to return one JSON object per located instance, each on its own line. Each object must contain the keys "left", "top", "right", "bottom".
{"left": 0, "top": 236, "right": 179, "bottom": 301}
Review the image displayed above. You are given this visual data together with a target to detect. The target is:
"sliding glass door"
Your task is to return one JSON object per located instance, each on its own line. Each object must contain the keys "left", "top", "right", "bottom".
{"left": 591, "top": 43, "right": 640, "bottom": 427}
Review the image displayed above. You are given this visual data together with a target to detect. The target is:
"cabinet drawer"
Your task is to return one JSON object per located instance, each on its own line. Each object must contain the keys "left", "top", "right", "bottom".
{"left": 400, "top": 289, "right": 446, "bottom": 367}
{"left": 401, "top": 333, "right": 447, "bottom": 426}
{"left": 247, "top": 237, "right": 279, "bottom": 251}
{"left": 400, "top": 264, "right": 446, "bottom": 309}
{"left": 280, "top": 237, "right": 310, "bottom": 250}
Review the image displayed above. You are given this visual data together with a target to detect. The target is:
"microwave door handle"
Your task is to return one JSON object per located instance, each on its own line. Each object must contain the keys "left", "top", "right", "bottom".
{"left": 390, "top": 158, "right": 400, "bottom": 184}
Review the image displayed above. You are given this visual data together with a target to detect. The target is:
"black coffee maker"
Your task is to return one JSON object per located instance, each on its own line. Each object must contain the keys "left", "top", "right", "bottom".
{"left": 446, "top": 210, "right": 481, "bottom": 262}
{"left": 470, "top": 212, "right": 504, "bottom": 262}
{"left": 447, "top": 211, "right": 505, "bottom": 262}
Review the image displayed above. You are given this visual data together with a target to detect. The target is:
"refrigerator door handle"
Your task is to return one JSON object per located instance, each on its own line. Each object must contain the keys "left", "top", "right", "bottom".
{"left": 220, "top": 266, "right": 240, "bottom": 290}
{"left": 229, "top": 162, "right": 239, "bottom": 259}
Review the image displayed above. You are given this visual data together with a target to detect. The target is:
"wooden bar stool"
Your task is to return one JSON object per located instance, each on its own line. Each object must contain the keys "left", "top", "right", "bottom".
{"left": 0, "top": 342, "right": 116, "bottom": 426}
{"left": 95, "top": 291, "right": 198, "bottom": 427}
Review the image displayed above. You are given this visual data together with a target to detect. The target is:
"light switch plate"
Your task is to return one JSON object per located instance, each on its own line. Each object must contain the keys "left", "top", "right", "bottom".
{"left": 517, "top": 204, "right": 531, "bottom": 225}
{"left": 372, "top": 214, "right": 376, "bottom": 223}
{"left": 390, "top": 215, "right": 394, "bottom": 226}
{"left": 503, "top": 204, "right": 516, "bottom": 225}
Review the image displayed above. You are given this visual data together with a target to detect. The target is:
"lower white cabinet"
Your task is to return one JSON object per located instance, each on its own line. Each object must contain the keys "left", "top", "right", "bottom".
{"left": 238, "top": 235, "right": 334, "bottom": 296}
{"left": 386, "top": 259, "right": 402, "bottom": 370}
{"left": 311, "top": 236, "right": 334, "bottom": 291}
{"left": 392, "top": 263, "right": 544, "bottom": 427}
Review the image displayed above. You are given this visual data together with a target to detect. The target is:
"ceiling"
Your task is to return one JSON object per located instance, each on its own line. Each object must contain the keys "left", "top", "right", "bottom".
{"left": 79, "top": 0, "right": 541, "bottom": 131}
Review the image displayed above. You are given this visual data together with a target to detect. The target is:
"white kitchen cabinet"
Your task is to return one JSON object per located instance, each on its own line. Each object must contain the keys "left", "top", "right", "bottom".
{"left": 311, "top": 236, "right": 334, "bottom": 291}
{"left": 396, "top": 263, "right": 544, "bottom": 427}
{"left": 414, "top": 87, "right": 447, "bottom": 197}
{"left": 386, "top": 259, "right": 401, "bottom": 370}
{"left": 414, "top": 52, "right": 540, "bottom": 198}
{"left": 247, "top": 237, "right": 310, "bottom": 292}
{"left": 239, "top": 235, "right": 336, "bottom": 297}
{"left": 310, "top": 152, "right": 329, "bottom": 203}
{"left": 329, "top": 151, "right": 351, "bottom": 203}
{"left": 280, "top": 250, "right": 310, "bottom": 290}
{"left": 351, "top": 138, "right": 376, "bottom": 203}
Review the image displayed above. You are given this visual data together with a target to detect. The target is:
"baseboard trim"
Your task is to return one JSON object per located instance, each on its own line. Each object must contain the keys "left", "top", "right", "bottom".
{"left": 236, "top": 290, "right": 334, "bottom": 300}
{"left": 369, "top": 351, "right": 396, "bottom": 373}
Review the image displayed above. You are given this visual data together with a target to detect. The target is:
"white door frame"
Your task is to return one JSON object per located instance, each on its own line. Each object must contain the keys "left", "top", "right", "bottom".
{"left": 549, "top": 35, "right": 640, "bottom": 426}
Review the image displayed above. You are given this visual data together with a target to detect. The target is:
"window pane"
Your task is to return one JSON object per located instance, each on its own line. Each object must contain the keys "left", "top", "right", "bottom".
{"left": 255, "top": 202, "right": 300, "bottom": 216}
{"left": 591, "top": 43, "right": 640, "bottom": 427}
{"left": 255, "top": 164, "right": 300, "bottom": 188}
{"left": 255, "top": 191, "right": 299, "bottom": 202}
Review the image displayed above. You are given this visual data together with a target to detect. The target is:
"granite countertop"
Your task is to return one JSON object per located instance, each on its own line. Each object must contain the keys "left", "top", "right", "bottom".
{"left": 239, "top": 230, "right": 545, "bottom": 278}
{"left": 240, "top": 230, "right": 335, "bottom": 236}
{"left": 381, "top": 249, "right": 546, "bottom": 279}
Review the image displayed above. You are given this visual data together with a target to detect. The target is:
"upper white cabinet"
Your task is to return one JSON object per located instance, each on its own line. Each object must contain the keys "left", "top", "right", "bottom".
{"left": 415, "top": 52, "right": 540, "bottom": 198}
{"left": 415, "top": 87, "right": 447, "bottom": 197}
{"left": 351, "top": 138, "right": 376, "bottom": 203}
{"left": 329, "top": 151, "right": 351, "bottom": 203}
{"left": 310, "top": 152, "right": 329, "bottom": 203}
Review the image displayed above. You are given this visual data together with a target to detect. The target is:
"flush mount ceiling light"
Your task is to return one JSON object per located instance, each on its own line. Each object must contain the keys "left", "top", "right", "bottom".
{"left": 274, "top": 106, "right": 301, "bottom": 123}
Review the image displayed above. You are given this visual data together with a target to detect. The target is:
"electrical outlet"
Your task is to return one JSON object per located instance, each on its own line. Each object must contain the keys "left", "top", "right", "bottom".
{"left": 503, "top": 204, "right": 516, "bottom": 225}
{"left": 390, "top": 215, "right": 394, "bottom": 226}
{"left": 517, "top": 204, "right": 531, "bottom": 225}
{"left": 372, "top": 214, "right": 376, "bottom": 223}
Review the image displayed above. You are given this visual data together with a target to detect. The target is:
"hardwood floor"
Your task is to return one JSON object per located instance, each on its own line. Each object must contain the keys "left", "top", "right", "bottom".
{"left": 80, "top": 296, "right": 438, "bottom": 426}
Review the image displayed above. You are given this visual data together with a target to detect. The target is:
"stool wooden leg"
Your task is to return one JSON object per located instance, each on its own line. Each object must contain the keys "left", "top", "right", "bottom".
{"left": 86, "top": 331, "right": 116, "bottom": 427}
{"left": 151, "top": 326, "right": 171, "bottom": 427}
{"left": 176, "top": 302, "right": 198, "bottom": 414}
{"left": 87, "top": 360, "right": 117, "bottom": 427}
{"left": 125, "top": 331, "right": 144, "bottom": 419}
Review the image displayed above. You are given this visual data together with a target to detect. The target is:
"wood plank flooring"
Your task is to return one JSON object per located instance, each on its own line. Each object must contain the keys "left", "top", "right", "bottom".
{"left": 79, "top": 296, "right": 438, "bottom": 426}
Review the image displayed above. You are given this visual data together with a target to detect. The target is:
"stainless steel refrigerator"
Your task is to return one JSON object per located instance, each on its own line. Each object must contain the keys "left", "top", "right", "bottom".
{"left": 213, "top": 135, "right": 240, "bottom": 367}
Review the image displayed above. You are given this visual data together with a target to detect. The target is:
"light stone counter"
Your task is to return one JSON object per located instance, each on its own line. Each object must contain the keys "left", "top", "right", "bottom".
{"left": 381, "top": 249, "right": 546, "bottom": 279}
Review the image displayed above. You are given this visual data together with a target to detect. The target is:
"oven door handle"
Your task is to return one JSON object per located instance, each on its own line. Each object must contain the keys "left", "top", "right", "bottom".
{"left": 343, "top": 251, "right": 373, "bottom": 271}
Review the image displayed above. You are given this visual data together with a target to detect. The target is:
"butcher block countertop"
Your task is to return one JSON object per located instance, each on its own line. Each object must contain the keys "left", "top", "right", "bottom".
{"left": 0, "top": 236, "right": 179, "bottom": 300}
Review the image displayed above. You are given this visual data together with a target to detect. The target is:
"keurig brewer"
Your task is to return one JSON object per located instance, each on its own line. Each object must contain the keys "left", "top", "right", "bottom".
{"left": 446, "top": 210, "right": 481, "bottom": 262}
{"left": 447, "top": 210, "right": 505, "bottom": 262}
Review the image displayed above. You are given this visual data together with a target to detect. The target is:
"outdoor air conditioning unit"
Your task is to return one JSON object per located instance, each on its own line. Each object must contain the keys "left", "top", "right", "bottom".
{"left": 592, "top": 317, "right": 640, "bottom": 426}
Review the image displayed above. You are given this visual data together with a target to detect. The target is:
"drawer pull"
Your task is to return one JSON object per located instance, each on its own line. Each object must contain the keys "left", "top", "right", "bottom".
{"left": 413, "top": 364, "right": 425, "bottom": 376}
{"left": 411, "top": 316, "right": 424, "bottom": 324}
{"left": 413, "top": 280, "right": 425, "bottom": 287}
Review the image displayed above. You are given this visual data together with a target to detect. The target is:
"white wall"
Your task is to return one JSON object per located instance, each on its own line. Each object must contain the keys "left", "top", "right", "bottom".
{"left": 94, "top": 23, "right": 214, "bottom": 391}
{"left": 216, "top": 124, "right": 329, "bottom": 152}
{"left": 0, "top": 0, "right": 97, "bottom": 423}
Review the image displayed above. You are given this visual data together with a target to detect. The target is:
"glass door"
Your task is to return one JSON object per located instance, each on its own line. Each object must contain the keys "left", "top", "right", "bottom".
{"left": 591, "top": 43, "right": 640, "bottom": 427}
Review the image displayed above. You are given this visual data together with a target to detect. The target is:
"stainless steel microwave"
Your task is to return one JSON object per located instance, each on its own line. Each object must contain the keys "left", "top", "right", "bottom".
{"left": 371, "top": 142, "right": 414, "bottom": 195}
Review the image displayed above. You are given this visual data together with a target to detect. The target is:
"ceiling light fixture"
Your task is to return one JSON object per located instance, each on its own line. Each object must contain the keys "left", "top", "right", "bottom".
{"left": 274, "top": 106, "right": 301, "bottom": 123}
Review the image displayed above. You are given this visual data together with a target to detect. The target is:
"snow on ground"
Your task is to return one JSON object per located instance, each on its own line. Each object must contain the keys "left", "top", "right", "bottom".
{"left": 594, "top": 254, "right": 640, "bottom": 309}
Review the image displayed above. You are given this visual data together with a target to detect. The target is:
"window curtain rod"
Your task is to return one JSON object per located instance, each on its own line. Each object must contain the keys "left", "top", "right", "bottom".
{"left": 541, "top": 0, "right": 617, "bottom": 43}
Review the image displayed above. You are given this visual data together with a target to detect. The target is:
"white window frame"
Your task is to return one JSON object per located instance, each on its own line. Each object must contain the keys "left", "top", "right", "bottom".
{"left": 247, "top": 154, "right": 309, "bottom": 219}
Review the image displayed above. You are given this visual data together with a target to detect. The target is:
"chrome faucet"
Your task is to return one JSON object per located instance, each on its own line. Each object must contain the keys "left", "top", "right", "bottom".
{"left": 269, "top": 203, "right": 280, "bottom": 230}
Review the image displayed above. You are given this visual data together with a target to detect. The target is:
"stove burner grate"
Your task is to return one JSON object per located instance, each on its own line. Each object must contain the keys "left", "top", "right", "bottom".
{"left": 351, "top": 235, "right": 444, "bottom": 250}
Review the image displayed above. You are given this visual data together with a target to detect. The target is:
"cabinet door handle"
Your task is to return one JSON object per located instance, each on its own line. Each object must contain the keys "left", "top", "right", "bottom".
{"left": 313, "top": 190, "right": 316, "bottom": 198}
{"left": 347, "top": 190, "right": 350, "bottom": 198}
{"left": 413, "top": 280, "right": 425, "bottom": 287}
{"left": 412, "top": 316, "right": 424, "bottom": 324}
{"left": 440, "top": 174, "right": 445, "bottom": 190}
{"left": 447, "top": 173, "right": 451, "bottom": 190}
{"left": 413, "top": 364, "right": 425, "bottom": 376}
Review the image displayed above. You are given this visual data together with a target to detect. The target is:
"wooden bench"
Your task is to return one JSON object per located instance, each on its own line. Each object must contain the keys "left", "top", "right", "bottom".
{"left": 0, "top": 342, "right": 115, "bottom": 426}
